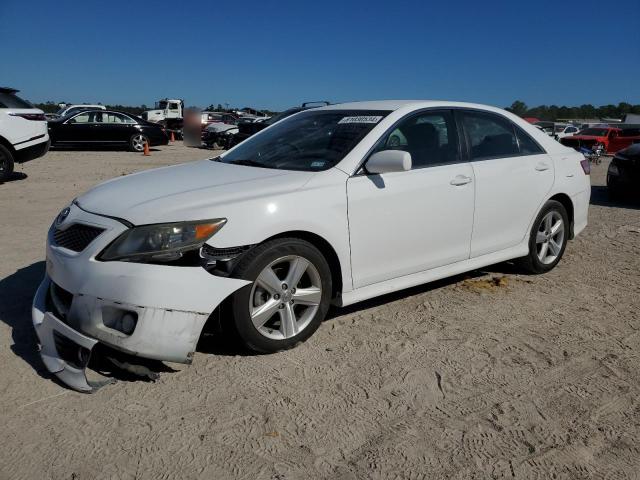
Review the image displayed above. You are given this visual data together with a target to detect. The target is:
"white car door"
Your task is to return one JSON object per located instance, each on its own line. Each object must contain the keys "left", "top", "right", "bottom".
{"left": 458, "top": 110, "right": 554, "bottom": 258}
{"left": 347, "top": 110, "right": 475, "bottom": 289}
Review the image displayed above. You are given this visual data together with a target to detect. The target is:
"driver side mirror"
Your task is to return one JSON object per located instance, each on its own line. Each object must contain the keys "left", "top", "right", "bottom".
{"left": 366, "top": 150, "right": 412, "bottom": 174}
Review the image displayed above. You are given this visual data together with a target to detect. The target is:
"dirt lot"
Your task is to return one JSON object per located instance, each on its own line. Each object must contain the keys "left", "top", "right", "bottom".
{"left": 1, "top": 144, "right": 639, "bottom": 479}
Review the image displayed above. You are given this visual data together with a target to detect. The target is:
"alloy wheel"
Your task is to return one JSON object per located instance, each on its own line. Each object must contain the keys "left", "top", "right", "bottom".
{"left": 249, "top": 255, "right": 322, "bottom": 340}
{"left": 132, "top": 134, "right": 146, "bottom": 152}
{"left": 536, "top": 211, "right": 564, "bottom": 265}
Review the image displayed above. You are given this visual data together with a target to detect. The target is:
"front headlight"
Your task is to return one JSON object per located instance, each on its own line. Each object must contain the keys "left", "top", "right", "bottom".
{"left": 99, "top": 219, "right": 226, "bottom": 262}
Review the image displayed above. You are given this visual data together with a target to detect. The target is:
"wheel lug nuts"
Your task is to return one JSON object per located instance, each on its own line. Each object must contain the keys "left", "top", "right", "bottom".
{"left": 290, "top": 300, "right": 294, "bottom": 304}
{"left": 274, "top": 294, "right": 280, "bottom": 300}
{"left": 282, "top": 283, "right": 288, "bottom": 290}
{"left": 291, "top": 288, "right": 296, "bottom": 293}
{"left": 279, "top": 304, "right": 284, "bottom": 309}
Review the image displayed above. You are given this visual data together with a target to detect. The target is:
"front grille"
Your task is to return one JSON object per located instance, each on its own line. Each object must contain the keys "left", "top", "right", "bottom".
{"left": 53, "top": 224, "right": 105, "bottom": 252}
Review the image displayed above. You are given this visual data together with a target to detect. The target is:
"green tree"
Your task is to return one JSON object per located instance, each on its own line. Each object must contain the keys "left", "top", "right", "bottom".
{"left": 506, "top": 100, "right": 528, "bottom": 117}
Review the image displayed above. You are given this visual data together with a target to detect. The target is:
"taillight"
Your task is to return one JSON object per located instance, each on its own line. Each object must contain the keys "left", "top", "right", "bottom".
{"left": 580, "top": 158, "right": 591, "bottom": 175}
{"left": 9, "top": 113, "right": 46, "bottom": 121}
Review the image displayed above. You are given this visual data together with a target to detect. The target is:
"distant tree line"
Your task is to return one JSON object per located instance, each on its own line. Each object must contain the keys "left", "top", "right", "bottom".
{"left": 32, "top": 101, "right": 277, "bottom": 116}
{"left": 505, "top": 100, "right": 640, "bottom": 121}
{"left": 31, "top": 101, "right": 149, "bottom": 115}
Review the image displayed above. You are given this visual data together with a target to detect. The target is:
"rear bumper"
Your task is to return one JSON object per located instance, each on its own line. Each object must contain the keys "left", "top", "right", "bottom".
{"left": 15, "top": 139, "right": 50, "bottom": 163}
{"left": 571, "top": 188, "right": 590, "bottom": 237}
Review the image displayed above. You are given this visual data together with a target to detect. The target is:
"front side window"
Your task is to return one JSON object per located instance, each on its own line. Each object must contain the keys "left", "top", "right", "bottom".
{"left": 462, "top": 111, "right": 519, "bottom": 160}
{"left": 376, "top": 110, "right": 460, "bottom": 168}
{"left": 169, "top": 103, "right": 180, "bottom": 110}
{"left": 566, "top": 127, "right": 577, "bottom": 133}
{"left": 68, "top": 111, "right": 103, "bottom": 123}
{"left": 220, "top": 110, "right": 390, "bottom": 171}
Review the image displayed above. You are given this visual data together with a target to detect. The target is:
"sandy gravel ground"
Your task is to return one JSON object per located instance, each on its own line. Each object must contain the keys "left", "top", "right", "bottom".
{"left": 1, "top": 144, "right": 639, "bottom": 479}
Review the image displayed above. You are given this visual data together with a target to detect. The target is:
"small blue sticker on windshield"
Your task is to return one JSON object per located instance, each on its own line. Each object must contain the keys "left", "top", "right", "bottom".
{"left": 311, "top": 161, "right": 326, "bottom": 168}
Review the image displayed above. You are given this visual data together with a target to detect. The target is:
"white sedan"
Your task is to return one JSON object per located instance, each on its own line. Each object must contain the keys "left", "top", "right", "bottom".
{"left": 33, "top": 100, "right": 591, "bottom": 391}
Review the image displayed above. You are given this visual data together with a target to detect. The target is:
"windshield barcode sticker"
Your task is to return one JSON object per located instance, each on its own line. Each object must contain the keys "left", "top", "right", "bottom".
{"left": 338, "top": 116, "right": 383, "bottom": 124}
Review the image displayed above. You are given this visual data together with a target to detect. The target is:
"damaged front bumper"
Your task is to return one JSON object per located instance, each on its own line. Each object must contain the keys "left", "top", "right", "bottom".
{"left": 32, "top": 203, "right": 250, "bottom": 392}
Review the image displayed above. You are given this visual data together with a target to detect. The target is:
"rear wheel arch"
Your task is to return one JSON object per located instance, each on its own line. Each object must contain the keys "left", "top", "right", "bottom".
{"left": 548, "top": 193, "right": 574, "bottom": 238}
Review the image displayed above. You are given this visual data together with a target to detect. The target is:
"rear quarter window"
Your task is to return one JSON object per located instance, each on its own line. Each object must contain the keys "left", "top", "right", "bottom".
{"left": 0, "top": 92, "right": 33, "bottom": 109}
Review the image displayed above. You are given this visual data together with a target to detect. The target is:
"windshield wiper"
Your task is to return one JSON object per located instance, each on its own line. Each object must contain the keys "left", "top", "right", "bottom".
{"left": 229, "top": 159, "right": 272, "bottom": 168}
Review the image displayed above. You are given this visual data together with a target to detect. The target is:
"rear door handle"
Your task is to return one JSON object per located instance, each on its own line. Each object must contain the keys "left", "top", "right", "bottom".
{"left": 450, "top": 175, "right": 472, "bottom": 186}
{"left": 535, "top": 163, "right": 550, "bottom": 171}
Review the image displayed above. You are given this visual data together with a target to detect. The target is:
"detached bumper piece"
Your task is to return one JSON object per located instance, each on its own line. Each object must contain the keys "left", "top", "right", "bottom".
{"left": 32, "top": 277, "right": 114, "bottom": 393}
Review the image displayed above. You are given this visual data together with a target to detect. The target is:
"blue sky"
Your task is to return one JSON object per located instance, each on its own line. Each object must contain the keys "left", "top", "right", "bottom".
{"left": 1, "top": 0, "right": 639, "bottom": 111}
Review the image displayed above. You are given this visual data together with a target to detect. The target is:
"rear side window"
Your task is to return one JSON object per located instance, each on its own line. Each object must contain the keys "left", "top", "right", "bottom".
{"left": 461, "top": 111, "right": 544, "bottom": 159}
{"left": 0, "top": 92, "right": 33, "bottom": 109}
{"left": 461, "top": 111, "right": 519, "bottom": 160}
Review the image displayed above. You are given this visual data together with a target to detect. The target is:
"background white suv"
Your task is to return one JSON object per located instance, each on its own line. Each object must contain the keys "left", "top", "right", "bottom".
{"left": 0, "top": 87, "right": 50, "bottom": 182}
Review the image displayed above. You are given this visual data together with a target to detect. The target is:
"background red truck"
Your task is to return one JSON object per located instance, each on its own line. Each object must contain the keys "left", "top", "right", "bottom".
{"left": 561, "top": 127, "right": 640, "bottom": 154}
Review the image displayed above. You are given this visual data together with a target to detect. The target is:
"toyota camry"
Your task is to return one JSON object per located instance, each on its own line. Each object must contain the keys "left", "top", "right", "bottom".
{"left": 33, "top": 101, "right": 591, "bottom": 391}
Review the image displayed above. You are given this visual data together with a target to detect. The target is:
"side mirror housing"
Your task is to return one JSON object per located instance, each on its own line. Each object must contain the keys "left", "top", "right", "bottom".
{"left": 366, "top": 150, "right": 412, "bottom": 174}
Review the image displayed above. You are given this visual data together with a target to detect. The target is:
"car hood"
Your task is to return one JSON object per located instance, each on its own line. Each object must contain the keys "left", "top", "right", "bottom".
{"left": 76, "top": 159, "right": 313, "bottom": 225}
{"left": 205, "top": 122, "right": 237, "bottom": 133}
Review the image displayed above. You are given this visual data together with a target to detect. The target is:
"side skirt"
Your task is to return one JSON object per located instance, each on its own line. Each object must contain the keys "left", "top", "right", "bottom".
{"left": 335, "top": 240, "right": 529, "bottom": 307}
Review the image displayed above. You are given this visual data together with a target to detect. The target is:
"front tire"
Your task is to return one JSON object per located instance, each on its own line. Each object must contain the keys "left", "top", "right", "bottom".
{"left": 0, "top": 144, "right": 15, "bottom": 183}
{"left": 229, "top": 238, "right": 332, "bottom": 353}
{"left": 519, "top": 200, "right": 569, "bottom": 274}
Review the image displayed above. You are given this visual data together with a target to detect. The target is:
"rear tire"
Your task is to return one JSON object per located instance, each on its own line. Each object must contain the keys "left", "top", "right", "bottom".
{"left": 0, "top": 144, "right": 15, "bottom": 183}
{"left": 130, "top": 134, "right": 148, "bottom": 152}
{"left": 229, "top": 238, "right": 332, "bottom": 353}
{"left": 518, "top": 200, "right": 569, "bottom": 274}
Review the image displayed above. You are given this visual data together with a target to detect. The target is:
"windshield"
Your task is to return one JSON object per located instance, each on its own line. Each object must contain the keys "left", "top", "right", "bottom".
{"left": 579, "top": 128, "right": 609, "bottom": 136}
{"left": 219, "top": 110, "right": 390, "bottom": 171}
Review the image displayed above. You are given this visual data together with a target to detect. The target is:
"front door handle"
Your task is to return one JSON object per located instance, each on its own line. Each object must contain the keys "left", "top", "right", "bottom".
{"left": 450, "top": 175, "right": 472, "bottom": 186}
{"left": 535, "top": 163, "right": 550, "bottom": 171}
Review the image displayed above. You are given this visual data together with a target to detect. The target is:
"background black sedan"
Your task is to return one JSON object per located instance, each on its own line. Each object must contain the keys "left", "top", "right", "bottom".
{"left": 48, "top": 110, "right": 168, "bottom": 151}
{"left": 607, "top": 143, "right": 640, "bottom": 199}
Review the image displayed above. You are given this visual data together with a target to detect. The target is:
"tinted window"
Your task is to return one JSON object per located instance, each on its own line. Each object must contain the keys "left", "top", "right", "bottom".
{"left": 0, "top": 91, "right": 33, "bottom": 108}
{"left": 515, "top": 127, "right": 544, "bottom": 155}
{"left": 579, "top": 128, "right": 609, "bottom": 136}
{"left": 462, "top": 111, "right": 519, "bottom": 160}
{"left": 566, "top": 127, "right": 578, "bottom": 133}
{"left": 376, "top": 110, "right": 459, "bottom": 168}
{"left": 68, "top": 111, "right": 103, "bottom": 123}
{"left": 103, "top": 112, "right": 135, "bottom": 124}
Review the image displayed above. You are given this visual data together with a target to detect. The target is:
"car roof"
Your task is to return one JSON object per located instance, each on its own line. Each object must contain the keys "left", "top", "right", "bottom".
{"left": 0, "top": 87, "right": 19, "bottom": 94}
{"left": 313, "top": 100, "right": 516, "bottom": 114}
